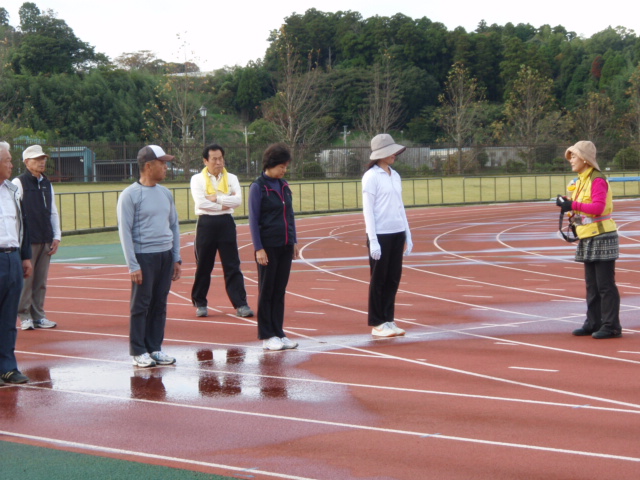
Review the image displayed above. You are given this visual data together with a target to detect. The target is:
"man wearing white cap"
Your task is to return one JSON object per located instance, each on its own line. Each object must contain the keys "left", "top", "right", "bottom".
{"left": 362, "top": 133, "right": 413, "bottom": 337}
{"left": 117, "top": 145, "right": 182, "bottom": 367}
{"left": 12, "top": 145, "right": 61, "bottom": 331}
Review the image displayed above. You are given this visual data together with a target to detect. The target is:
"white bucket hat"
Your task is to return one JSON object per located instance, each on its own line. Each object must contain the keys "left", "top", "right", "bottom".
{"left": 370, "top": 134, "right": 406, "bottom": 160}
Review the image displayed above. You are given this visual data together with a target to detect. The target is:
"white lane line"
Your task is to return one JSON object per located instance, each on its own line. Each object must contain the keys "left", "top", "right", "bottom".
{"left": 48, "top": 285, "right": 130, "bottom": 291}
{"left": 17, "top": 350, "right": 640, "bottom": 415}
{"left": 483, "top": 324, "right": 519, "bottom": 328}
{"left": 47, "top": 296, "right": 128, "bottom": 303}
{"left": 295, "top": 311, "right": 325, "bottom": 315}
{"left": 509, "top": 367, "right": 559, "bottom": 372}
{"left": 4, "top": 389, "right": 640, "bottom": 464}
{"left": 0, "top": 431, "right": 314, "bottom": 480}
{"left": 405, "top": 321, "right": 640, "bottom": 366}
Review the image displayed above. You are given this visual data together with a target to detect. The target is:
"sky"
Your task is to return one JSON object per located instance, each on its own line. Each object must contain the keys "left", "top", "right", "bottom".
{"left": 3, "top": 0, "right": 638, "bottom": 71}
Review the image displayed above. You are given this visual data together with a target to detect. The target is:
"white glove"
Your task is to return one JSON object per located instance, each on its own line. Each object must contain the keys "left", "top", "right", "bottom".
{"left": 404, "top": 229, "right": 413, "bottom": 256}
{"left": 369, "top": 238, "right": 381, "bottom": 260}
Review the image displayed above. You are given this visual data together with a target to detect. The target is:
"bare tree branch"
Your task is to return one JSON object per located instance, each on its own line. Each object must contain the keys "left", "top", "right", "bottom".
{"left": 356, "top": 54, "right": 405, "bottom": 138}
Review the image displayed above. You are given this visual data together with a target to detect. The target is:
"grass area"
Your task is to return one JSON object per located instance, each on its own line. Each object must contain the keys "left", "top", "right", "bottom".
{"left": 53, "top": 173, "right": 640, "bottom": 236}
{"left": 61, "top": 223, "right": 196, "bottom": 246}
{"left": 1, "top": 441, "right": 237, "bottom": 480}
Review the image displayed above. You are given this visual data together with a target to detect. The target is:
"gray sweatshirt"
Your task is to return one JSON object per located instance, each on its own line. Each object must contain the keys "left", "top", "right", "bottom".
{"left": 117, "top": 182, "right": 181, "bottom": 273}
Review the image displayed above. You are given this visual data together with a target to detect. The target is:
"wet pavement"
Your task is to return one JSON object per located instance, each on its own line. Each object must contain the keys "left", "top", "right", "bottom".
{"left": 2, "top": 205, "right": 640, "bottom": 479}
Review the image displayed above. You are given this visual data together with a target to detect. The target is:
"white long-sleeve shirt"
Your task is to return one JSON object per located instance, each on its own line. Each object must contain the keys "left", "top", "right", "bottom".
{"left": 190, "top": 170, "right": 242, "bottom": 216}
{"left": 362, "top": 165, "right": 409, "bottom": 240}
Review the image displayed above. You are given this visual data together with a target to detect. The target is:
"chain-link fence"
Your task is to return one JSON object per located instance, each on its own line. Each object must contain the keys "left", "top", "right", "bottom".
{"left": 7, "top": 141, "right": 640, "bottom": 183}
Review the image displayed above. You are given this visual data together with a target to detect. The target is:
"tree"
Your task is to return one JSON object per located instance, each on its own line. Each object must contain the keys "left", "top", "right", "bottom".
{"left": 501, "top": 65, "right": 566, "bottom": 171}
{"left": 571, "top": 91, "right": 615, "bottom": 143}
{"left": 0, "top": 7, "right": 9, "bottom": 26}
{"left": 18, "top": 2, "right": 40, "bottom": 32}
{"left": 147, "top": 71, "right": 204, "bottom": 176}
{"left": 235, "top": 61, "right": 272, "bottom": 122}
{"left": 11, "top": 3, "right": 105, "bottom": 74}
{"left": 262, "top": 33, "right": 334, "bottom": 170}
{"left": 356, "top": 53, "right": 405, "bottom": 137}
{"left": 435, "top": 62, "right": 485, "bottom": 173}
{"left": 625, "top": 65, "right": 640, "bottom": 142}
{"left": 0, "top": 8, "right": 16, "bottom": 78}
{"left": 114, "top": 50, "right": 159, "bottom": 71}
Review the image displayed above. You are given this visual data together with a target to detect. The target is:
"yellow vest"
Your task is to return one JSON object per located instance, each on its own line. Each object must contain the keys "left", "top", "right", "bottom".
{"left": 571, "top": 168, "right": 617, "bottom": 239}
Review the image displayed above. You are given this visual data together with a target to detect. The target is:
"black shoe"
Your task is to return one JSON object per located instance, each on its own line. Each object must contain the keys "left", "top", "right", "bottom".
{"left": 592, "top": 329, "right": 622, "bottom": 339}
{"left": 572, "top": 328, "right": 594, "bottom": 336}
{"left": 0, "top": 377, "right": 4, "bottom": 386}
{"left": 1, "top": 370, "right": 29, "bottom": 384}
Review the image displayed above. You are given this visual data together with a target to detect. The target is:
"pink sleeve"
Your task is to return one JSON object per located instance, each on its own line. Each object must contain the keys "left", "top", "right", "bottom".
{"left": 573, "top": 178, "right": 607, "bottom": 216}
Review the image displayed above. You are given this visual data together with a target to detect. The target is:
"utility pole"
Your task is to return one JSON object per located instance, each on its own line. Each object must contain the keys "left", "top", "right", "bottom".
{"left": 244, "top": 125, "right": 255, "bottom": 176}
{"left": 342, "top": 125, "right": 350, "bottom": 147}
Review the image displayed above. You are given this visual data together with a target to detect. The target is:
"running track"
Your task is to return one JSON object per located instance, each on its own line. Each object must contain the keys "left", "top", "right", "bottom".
{"left": 1, "top": 200, "right": 639, "bottom": 479}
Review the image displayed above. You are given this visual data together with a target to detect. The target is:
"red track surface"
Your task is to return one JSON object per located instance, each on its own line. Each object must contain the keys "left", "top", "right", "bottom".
{"left": 1, "top": 201, "right": 639, "bottom": 479}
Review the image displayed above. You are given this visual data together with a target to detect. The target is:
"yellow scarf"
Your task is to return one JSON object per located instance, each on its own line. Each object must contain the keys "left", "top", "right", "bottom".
{"left": 202, "top": 167, "right": 229, "bottom": 194}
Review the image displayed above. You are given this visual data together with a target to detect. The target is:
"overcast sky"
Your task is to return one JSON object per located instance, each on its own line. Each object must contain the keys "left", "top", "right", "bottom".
{"left": 3, "top": 0, "right": 638, "bottom": 71}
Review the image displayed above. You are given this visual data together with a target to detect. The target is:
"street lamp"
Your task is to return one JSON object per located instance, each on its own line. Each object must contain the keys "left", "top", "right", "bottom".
{"left": 199, "top": 105, "right": 207, "bottom": 145}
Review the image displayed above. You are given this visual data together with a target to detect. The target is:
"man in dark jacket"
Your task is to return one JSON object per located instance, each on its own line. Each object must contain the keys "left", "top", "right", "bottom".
{"left": 0, "top": 140, "right": 32, "bottom": 385}
{"left": 12, "top": 145, "right": 61, "bottom": 331}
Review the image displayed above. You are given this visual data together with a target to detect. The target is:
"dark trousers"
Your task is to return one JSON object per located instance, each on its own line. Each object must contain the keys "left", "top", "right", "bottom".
{"left": 191, "top": 215, "right": 247, "bottom": 309}
{"left": 129, "top": 250, "right": 174, "bottom": 356}
{"left": 0, "top": 251, "right": 23, "bottom": 373}
{"left": 583, "top": 260, "right": 621, "bottom": 333}
{"left": 368, "top": 232, "right": 405, "bottom": 326}
{"left": 256, "top": 245, "right": 293, "bottom": 339}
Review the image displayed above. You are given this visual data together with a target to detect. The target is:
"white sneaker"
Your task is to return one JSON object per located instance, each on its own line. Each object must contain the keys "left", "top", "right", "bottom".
{"left": 388, "top": 321, "right": 406, "bottom": 336}
{"left": 34, "top": 318, "right": 57, "bottom": 329}
{"left": 132, "top": 353, "right": 156, "bottom": 367}
{"left": 150, "top": 351, "right": 176, "bottom": 365}
{"left": 263, "top": 336, "right": 284, "bottom": 351}
{"left": 280, "top": 337, "right": 298, "bottom": 349}
{"left": 371, "top": 322, "right": 398, "bottom": 337}
{"left": 21, "top": 319, "right": 35, "bottom": 330}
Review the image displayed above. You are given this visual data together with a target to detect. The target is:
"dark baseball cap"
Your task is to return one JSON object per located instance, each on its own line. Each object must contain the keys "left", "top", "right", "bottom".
{"left": 137, "top": 145, "right": 175, "bottom": 163}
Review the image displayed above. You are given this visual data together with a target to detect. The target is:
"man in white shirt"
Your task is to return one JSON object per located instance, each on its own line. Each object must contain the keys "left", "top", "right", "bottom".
{"left": 0, "top": 140, "right": 32, "bottom": 385}
{"left": 12, "top": 145, "right": 62, "bottom": 331}
{"left": 190, "top": 144, "right": 253, "bottom": 318}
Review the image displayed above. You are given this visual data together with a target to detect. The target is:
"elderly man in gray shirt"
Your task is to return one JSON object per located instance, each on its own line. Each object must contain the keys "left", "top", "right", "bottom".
{"left": 117, "top": 145, "right": 182, "bottom": 368}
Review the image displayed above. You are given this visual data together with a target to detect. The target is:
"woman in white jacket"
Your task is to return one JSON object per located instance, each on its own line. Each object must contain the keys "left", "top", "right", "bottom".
{"left": 362, "top": 134, "right": 413, "bottom": 337}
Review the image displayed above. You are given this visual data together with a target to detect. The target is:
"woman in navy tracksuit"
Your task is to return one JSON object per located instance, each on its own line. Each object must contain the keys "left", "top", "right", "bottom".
{"left": 249, "top": 143, "right": 299, "bottom": 351}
